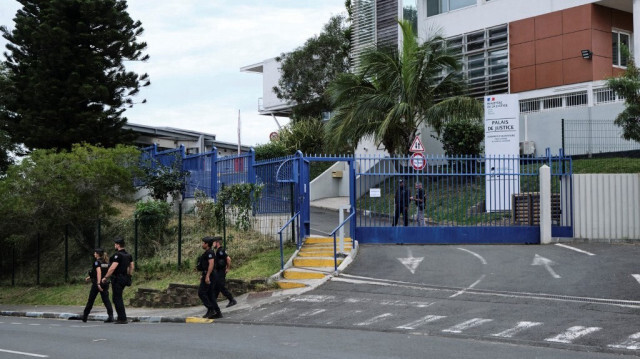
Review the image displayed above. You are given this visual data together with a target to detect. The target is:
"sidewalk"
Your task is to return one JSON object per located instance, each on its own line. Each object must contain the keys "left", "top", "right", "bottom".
{"left": 0, "top": 286, "right": 314, "bottom": 324}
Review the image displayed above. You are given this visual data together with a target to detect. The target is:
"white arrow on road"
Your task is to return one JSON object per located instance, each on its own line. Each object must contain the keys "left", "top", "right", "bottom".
{"left": 633, "top": 274, "right": 640, "bottom": 285}
{"left": 398, "top": 249, "right": 424, "bottom": 274}
{"left": 532, "top": 254, "right": 561, "bottom": 279}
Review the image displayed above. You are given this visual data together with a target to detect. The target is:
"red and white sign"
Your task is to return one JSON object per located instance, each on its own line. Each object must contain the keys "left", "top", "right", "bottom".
{"left": 269, "top": 132, "right": 279, "bottom": 141}
{"left": 409, "top": 135, "right": 425, "bottom": 153}
{"left": 410, "top": 152, "right": 426, "bottom": 171}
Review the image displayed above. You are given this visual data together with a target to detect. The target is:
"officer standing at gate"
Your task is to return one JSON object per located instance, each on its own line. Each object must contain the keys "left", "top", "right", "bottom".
{"left": 213, "top": 237, "right": 237, "bottom": 312}
{"left": 102, "top": 237, "right": 134, "bottom": 324}
{"left": 393, "top": 179, "right": 410, "bottom": 226}
{"left": 197, "top": 236, "right": 221, "bottom": 319}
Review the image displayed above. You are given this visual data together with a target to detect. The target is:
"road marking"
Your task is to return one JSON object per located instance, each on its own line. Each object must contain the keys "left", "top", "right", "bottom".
{"left": 608, "top": 332, "right": 640, "bottom": 350}
{"left": 10, "top": 322, "right": 23, "bottom": 325}
{"left": 298, "top": 309, "right": 326, "bottom": 317}
{"left": 260, "top": 308, "right": 289, "bottom": 321}
{"left": 396, "top": 315, "right": 446, "bottom": 330}
{"left": 457, "top": 248, "right": 487, "bottom": 265}
{"left": 27, "top": 324, "right": 41, "bottom": 326}
{"left": 491, "top": 321, "right": 543, "bottom": 338}
{"left": 0, "top": 349, "right": 48, "bottom": 358}
{"left": 290, "top": 295, "right": 335, "bottom": 303}
{"left": 555, "top": 243, "right": 595, "bottom": 256}
{"left": 355, "top": 313, "right": 393, "bottom": 326}
{"left": 442, "top": 318, "right": 493, "bottom": 333}
{"left": 632, "top": 274, "right": 640, "bottom": 285}
{"left": 92, "top": 339, "right": 107, "bottom": 342}
{"left": 450, "top": 275, "right": 486, "bottom": 298}
{"left": 333, "top": 274, "right": 640, "bottom": 308}
{"left": 544, "top": 326, "right": 601, "bottom": 343}
{"left": 398, "top": 248, "right": 424, "bottom": 274}
{"left": 532, "top": 254, "right": 561, "bottom": 279}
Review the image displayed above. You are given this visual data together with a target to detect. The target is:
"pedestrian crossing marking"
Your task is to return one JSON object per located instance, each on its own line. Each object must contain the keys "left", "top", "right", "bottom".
{"left": 608, "top": 332, "right": 640, "bottom": 350}
{"left": 396, "top": 315, "right": 446, "bottom": 330}
{"left": 544, "top": 326, "right": 602, "bottom": 343}
{"left": 355, "top": 313, "right": 393, "bottom": 326}
{"left": 442, "top": 318, "right": 493, "bottom": 333}
{"left": 491, "top": 321, "right": 542, "bottom": 338}
{"left": 298, "top": 309, "right": 326, "bottom": 317}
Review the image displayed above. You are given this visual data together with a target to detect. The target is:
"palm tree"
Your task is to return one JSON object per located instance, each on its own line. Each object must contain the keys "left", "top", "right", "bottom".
{"left": 325, "top": 19, "right": 483, "bottom": 156}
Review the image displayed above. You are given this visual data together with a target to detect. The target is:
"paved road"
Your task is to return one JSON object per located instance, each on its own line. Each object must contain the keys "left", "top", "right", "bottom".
{"left": 226, "top": 243, "right": 640, "bottom": 357}
{"left": 0, "top": 317, "right": 632, "bottom": 359}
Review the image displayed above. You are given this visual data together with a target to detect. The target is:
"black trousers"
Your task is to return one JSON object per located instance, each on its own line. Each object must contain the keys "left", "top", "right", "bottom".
{"left": 111, "top": 279, "right": 127, "bottom": 321}
{"left": 83, "top": 283, "right": 113, "bottom": 318}
{"left": 213, "top": 271, "right": 233, "bottom": 301}
{"left": 393, "top": 206, "right": 408, "bottom": 226}
{"left": 198, "top": 275, "right": 220, "bottom": 313}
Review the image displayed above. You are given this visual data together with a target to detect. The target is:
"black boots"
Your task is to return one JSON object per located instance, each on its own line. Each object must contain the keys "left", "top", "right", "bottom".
{"left": 226, "top": 299, "right": 237, "bottom": 308}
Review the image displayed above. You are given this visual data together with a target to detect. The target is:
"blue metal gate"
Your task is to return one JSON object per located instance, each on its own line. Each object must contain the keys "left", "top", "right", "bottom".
{"left": 352, "top": 151, "right": 573, "bottom": 244}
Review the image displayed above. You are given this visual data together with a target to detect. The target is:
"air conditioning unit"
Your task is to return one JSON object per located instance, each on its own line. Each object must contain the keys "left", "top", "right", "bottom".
{"left": 520, "top": 141, "right": 535, "bottom": 156}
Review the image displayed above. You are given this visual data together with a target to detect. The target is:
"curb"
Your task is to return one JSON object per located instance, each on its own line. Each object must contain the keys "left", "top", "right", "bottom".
{"left": 0, "top": 310, "right": 190, "bottom": 324}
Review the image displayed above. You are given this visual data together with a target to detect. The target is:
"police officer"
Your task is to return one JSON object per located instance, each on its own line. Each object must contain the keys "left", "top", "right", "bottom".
{"left": 393, "top": 179, "right": 410, "bottom": 226}
{"left": 197, "top": 236, "right": 221, "bottom": 319}
{"left": 82, "top": 248, "right": 114, "bottom": 323}
{"left": 102, "top": 237, "right": 134, "bottom": 324}
{"left": 212, "top": 237, "right": 237, "bottom": 311}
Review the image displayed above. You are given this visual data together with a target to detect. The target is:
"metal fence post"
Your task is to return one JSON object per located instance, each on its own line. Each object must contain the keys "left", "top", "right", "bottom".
{"left": 221, "top": 183, "right": 227, "bottom": 250}
{"left": 64, "top": 225, "right": 69, "bottom": 282}
{"left": 211, "top": 147, "right": 218, "bottom": 199}
{"left": 12, "top": 244, "right": 15, "bottom": 286}
{"left": 178, "top": 200, "right": 183, "bottom": 268}
{"left": 36, "top": 233, "right": 40, "bottom": 285}
{"left": 134, "top": 215, "right": 139, "bottom": 262}
{"left": 96, "top": 218, "right": 101, "bottom": 248}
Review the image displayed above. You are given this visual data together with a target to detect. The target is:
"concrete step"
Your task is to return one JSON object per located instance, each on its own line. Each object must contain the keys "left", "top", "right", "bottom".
{"left": 305, "top": 237, "right": 352, "bottom": 244}
{"left": 283, "top": 268, "right": 328, "bottom": 280}
{"left": 293, "top": 257, "right": 343, "bottom": 267}
{"left": 277, "top": 280, "right": 308, "bottom": 289}
{"left": 298, "top": 250, "right": 345, "bottom": 257}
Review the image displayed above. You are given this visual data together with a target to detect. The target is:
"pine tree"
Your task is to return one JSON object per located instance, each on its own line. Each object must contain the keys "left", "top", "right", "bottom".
{"left": 0, "top": 0, "right": 150, "bottom": 151}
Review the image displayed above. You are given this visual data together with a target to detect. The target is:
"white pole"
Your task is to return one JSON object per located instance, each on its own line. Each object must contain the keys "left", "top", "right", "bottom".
{"left": 539, "top": 165, "right": 552, "bottom": 244}
{"left": 634, "top": 0, "right": 640, "bottom": 65}
{"left": 237, "top": 109, "right": 241, "bottom": 155}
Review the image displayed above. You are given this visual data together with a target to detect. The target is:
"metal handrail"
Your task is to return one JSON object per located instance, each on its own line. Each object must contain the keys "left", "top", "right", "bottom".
{"left": 278, "top": 211, "right": 300, "bottom": 270}
{"left": 329, "top": 210, "right": 355, "bottom": 271}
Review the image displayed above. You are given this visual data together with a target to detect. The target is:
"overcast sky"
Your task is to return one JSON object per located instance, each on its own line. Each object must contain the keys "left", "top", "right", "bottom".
{"left": 0, "top": 0, "right": 346, "bottom": 146}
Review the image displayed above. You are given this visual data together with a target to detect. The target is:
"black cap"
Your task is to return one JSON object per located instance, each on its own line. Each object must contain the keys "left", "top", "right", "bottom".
{"left": 399, "top": 179, "right": 404, "bottom": 183}
{"left": 202, "top": 236, "right": 214, "bottom": 246}
{"left": 95, "top": 248, "right": 104, "bottom": 255}
{"left": 113, "top": 237, "right": 125, "bottom": 246}
{"left": 212, "top": 236, "right": 223, "bottom": 243}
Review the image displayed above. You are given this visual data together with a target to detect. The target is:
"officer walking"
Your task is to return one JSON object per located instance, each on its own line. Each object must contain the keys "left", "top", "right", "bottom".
{"left": 411, "top": 181, "right": 425, "bottom": 226}
{"left": 102, "top": 237, "right": 134, "bottom": 324}
{"left": 197, "top": 236, "right": 221, "bottom": 319}
{"left": 82, "top": 248, "right": 114, "bottom": 323}
{"left": 212, "top": 237, "right": 237, "bottom": 311}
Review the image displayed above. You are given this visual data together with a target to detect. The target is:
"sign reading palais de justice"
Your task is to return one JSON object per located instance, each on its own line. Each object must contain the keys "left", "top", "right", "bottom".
{"left": 484, "top": 95, "right": 520, "bottom": 212}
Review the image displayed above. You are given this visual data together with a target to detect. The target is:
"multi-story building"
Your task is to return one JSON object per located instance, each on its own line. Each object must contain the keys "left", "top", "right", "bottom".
{"left": 353, "top": 0, "right": 640, "bottom": 156}
{"left": 244, "top": 0, "right": 640, "bottom": 157}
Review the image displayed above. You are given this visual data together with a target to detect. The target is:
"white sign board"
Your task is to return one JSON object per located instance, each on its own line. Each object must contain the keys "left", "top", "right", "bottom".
{"left": 409, "top": 136, "right": 425, "bottom": 152}
{"left": 369, "top": 188, "right": 381, "bottom": 198}
{"left": 484, "top": 95, "right": 520, "bottom": 211}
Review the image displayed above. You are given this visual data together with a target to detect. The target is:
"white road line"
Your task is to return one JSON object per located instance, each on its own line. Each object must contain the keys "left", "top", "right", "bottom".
{"left": 443, "top": 318, "right": 493, "bottom": 333}
{"left": 632, "top": 274, "right": 640, "bottom": 285}
{"left": 260, "top": 308, "right": 289, "bottom": 321}
{"left": 396, "top": 315, "right": 446, "bottom": 330}
{"left": 298, "top": 309, "right": 326, "bottom": 317}
{"left": 544, "top": 326, "right": 602, "bottom": 343}
{"left": 27, "top": 324, "right": 41, "bottom": 326}
{"left": 10, "top": 322, "right": 23, "bottom": 325}
{"left": 457, "top": 248, "right": 487, "bottom": 265}
{"left": 450, "top": 275, "right": 486, "bottom": 298}
{"left": 290, "top": 295, "right": 335, "bottom": 303}
{"left": 355, "top": 313, "right": 393, "bottom": 326}
{"left": 608, "top": 332, "right": 640, "bottom": 350}
{"left": 491, "top": 321, "right": 543, "bottom": 338}
{"left": 555, "top": 243, "right": 595, "bottom": 256}
{"left": 0, "top": 349, "right": 48, "bottom": 358}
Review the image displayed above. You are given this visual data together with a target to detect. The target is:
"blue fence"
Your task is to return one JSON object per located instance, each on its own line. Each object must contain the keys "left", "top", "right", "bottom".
{"left": 137, "top": 145, "right": 294, "bottom": 216}
{"left": 354, "top": 150, "right": 573, "bottom": 244}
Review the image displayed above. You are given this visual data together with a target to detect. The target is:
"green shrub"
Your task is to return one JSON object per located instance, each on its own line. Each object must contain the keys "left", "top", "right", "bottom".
{"left": 134, "top": 200, "right": 171, "bottom": 254}
{"left": 194, "top": 189, "right": 216, "bottom": 229}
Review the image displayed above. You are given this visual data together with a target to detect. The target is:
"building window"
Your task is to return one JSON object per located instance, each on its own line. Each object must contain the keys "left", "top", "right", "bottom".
{"left": 612, "top": 30, "right": 631, "bottom": 67}
{"left": 427, "top": 0, "right": 475, "bottom": 17}
{"left": 444, "top": 24, "right": 509, "bottom": 98}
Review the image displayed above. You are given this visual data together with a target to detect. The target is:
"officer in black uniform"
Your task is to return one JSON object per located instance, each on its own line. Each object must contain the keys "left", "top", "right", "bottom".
{"left": 212, "top": 236, "right": 237, "bottom": 312}
{"left": 102, "top": 237, "right": 134, "bottom": 324}
{"left": 82, "top": 248, "right": 114, "bottom": 323}
{"left": 197, "top": 236, "right": 221, "bottom": 319}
